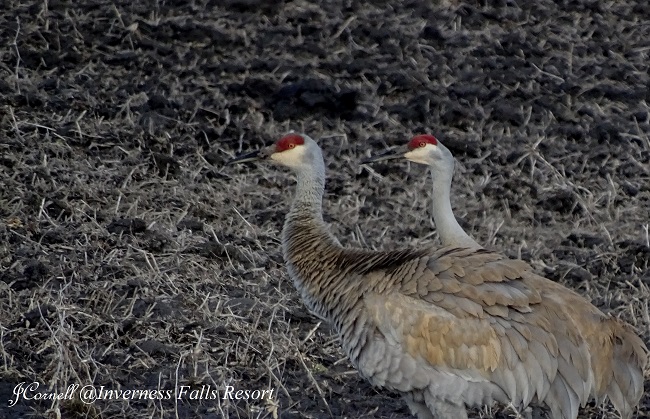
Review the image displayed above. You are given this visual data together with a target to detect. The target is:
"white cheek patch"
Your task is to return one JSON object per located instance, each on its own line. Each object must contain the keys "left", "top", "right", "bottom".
{"left": 404, "top": 148, "right": 430, "bottom": 165}
{"left": 271, "top": 146, "right": 305, "bottom": 166}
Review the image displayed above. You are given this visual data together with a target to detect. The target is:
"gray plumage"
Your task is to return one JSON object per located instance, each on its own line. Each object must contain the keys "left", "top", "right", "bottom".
{"left": 365, "top": 133, "right": 649, "bottom": 418}
{"left": 232, "top": 133, "right": 648, "bottom": 419}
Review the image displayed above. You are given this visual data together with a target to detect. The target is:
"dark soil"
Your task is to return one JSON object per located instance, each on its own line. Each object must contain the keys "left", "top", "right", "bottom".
{"left": 1, "top": 0, "right": 648, "bottom": 418}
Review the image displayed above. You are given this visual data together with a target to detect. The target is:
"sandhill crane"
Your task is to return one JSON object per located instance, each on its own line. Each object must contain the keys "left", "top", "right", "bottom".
{"left": 363, "top": 134, "right": 480, "bottom": 250}
{"left": 363, "top": 133, "right": 649, "bottom": 417}
{"left": 229, "top": 133, "right": 647, "bottom": 419}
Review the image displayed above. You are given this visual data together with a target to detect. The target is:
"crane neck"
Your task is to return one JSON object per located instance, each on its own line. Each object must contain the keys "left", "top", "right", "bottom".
{"left": 281, "top": 153, "right": 340, "bottom": 260}
{"left": 281, "top": 155, "right": 359, "bottom": 325}
{"left": 288, "top": 162, "right": 326, "bottom": 222}
{"left": 430, "top": 164, "right": 482, "bottom": 250}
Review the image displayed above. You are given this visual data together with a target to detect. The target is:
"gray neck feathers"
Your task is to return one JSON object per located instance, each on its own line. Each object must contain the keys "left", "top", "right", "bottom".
{"left": 281, "top": 152, "right": 350, "bottom": 322}
{"left": 288, "top": 158, "right": 326, "bottom": 221}
{"left": 430, "top": 159, "right": 481, "bottom": 250}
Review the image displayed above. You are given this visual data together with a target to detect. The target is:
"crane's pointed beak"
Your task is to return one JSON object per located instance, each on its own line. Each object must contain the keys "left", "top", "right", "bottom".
{"left": 227, "top": 150, "right": 261, "bottom": 165}
{"left": 361, "top": 145, "right": 409, "bottom": 164}
{"left": 227, "top": 145, "right": 274, "bottom": 165}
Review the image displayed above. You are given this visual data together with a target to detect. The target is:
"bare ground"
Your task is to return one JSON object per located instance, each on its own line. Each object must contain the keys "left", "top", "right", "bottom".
{"left": 0, "top": 0, "right": 649, "bottom": 418}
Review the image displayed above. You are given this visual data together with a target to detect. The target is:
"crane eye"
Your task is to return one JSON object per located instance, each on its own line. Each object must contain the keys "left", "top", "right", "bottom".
{"left": 288, "top": 143, "right": 295, "bottom": 149}
{"left": 419, "top": 142, "right": 426, "bottom": 147}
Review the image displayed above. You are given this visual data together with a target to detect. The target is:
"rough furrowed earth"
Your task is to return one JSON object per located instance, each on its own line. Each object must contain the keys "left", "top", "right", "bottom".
{"left": 1, "top": 0, "right": 649, "bottom": 418}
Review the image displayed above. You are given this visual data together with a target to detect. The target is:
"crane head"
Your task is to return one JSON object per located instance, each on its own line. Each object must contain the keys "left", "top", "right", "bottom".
{"left": 362, "top": 134, "right": 442, "bottom": 166}
{"left": 403, "top": 134, "right": 441, "bottom": 165}
{"left": 228, "top": 133, "right": 314, "bottom": 169}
